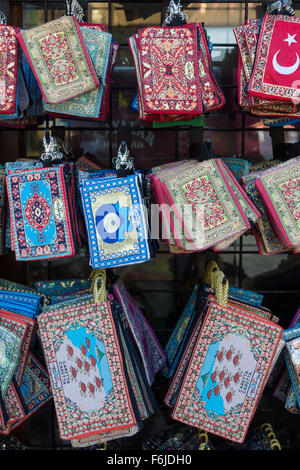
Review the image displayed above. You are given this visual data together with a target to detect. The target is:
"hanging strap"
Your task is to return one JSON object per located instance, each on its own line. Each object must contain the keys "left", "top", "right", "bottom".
{"left": 89, "top": 269, "right": 107, "bottom": 303}
{"left": 214, "top": 270, "right": 229, "bottom": 307}
{"left": 204, "top": 261, "right": 228, "bottom": 306}
{"left": 204, "top": 260, "right": 219, "bottom": 287}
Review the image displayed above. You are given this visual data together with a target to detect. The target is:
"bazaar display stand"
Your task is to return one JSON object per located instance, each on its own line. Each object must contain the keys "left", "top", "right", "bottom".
{"left": 0, "top": 0, "right": 300, "bottom": 451}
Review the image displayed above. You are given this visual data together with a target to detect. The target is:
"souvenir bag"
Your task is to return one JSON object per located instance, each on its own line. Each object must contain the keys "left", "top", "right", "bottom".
{"left": 34, "top": 279, "right": 92, "bottom": 297}
{"left": 162, "top": 284, "right": 200, "bottom": 378}
{"left": 0, "top": 165, "right": 5, "bottom": 254}
{"left": 80, "top": 166, "right": 151, "bottom": 269}
{"left": 248, "top": 14, "right": 300, "bottom": 104}
{"left": 0, "top": 323, "right": 24, "bottom": 398}
{"left": 37, "top": 270, "right": 148, "bottom": 443}
{"left": 0, "top": 290, "right": 40, "bottom": 319}
{"left": 165, "top": 263, "right": 283, "bottom": 443}
{"left": 273, "top": 304, "right": 300, "bottom": 401}
{"left": 44, "top": 26, "right": 113, "bottom": 119}
{"left": 221, "top": 158, "right": 251, "bottom": 182}
{"left": 0, "top": 380, "right": 27, "bottom": 434}
{"left": 152, "top": 158, "right": 251, "bottom": 253}
{"left": 112, "top": 276, "right": 166, "bottom": 385}
{"left": 282, "top": 326, "right": 300, "bottom": 407}
{"left": 164, "top": 262, "right": 275, "bottom": 407}
{"left": 0, "top": 278, "right": 48, "bottom": 307}
{"left": 0, "top": 309, "right": 36, "bottom": 386}
{"left": 241, "top": 165, "right": 290, "bottom": 255}
{"left": 128, "top": 2, "right": 224, "bottom": 123}
{"left": 20, "top": 51, "right": 43, "bottom": 118}
{"left": 0, "top": 305, "right": 36, "bottom": 432}
{"left": 3, "top": 352, "right": 52, "bottom": 433}
{"left": 255, "top": 157, "right": 300, "bottom": 249}
{"left": 16, "top": 16, "right": 99, "bottom": 105}
{"left": 0, "top": 24, "right": 20, "bottom": 117}
{"left": 132, "top": 24, "right": 202, "bottom": 119}
{"left": 6, "top": 162, "right": 80, "bottom": 261}
{"left": 285, "top": 385, "right": 300, "bottom": 414}
{"left": 234, "top": 12, "right": 300, "bottom": 119}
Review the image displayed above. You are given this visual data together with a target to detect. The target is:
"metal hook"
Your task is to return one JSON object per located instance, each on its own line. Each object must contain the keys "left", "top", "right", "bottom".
{"left": 266, "top": 0, "right": 295, "bottom": 15}
{"left": 65, "top": 0, "right": 84, "bottom": 21}
{"left": 163, "top": 0, "right": 188, "bottom": 26}
{"left": 40, "top": 134, "right": 65, "bottom": 164}
{"left": 112, "top": 141, "right": 134, "bottom": 171}
{"left": 0, "top": 10, "right": 7, "bottom": 25}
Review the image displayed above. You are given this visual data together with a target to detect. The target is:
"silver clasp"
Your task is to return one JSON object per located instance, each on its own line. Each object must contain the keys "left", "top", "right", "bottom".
{"left": 0, "top": 11, "right": 7, "bottom": 25}
{"left": 65, "top": 0, "right": 84, "bottom": 22}
{"left": 112, "top": 141, "right": 134, "bottom": 171}
{"left": 163, "top": 0, "right": 188, "bottom": 26}
{"left": 266, "top": 0, "right": 295, "bottom": 15}
{"left": 40, "top": 135, "right": 65, "bottom": 163}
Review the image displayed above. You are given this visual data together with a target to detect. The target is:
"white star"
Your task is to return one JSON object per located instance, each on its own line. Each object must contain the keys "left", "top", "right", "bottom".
{"left": 284, "top": 33, "right": 297, "bottom": 47}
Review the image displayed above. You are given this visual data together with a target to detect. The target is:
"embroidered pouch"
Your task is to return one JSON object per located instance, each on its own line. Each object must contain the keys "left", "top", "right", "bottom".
{"left": 38, "top": 300, "right": 140, "bottom": 440}
{"left": 0, "top": 166, "right": 5, "bottom": 255}
{"left": 0, "top": 291, "right": 40, "bottom": 319}
{"left": 136, "top": 24, "right": 202, "bottom": 116}
{"left": 112, "top": 277, "right": 166, "bottom": 385}
{"left": 217, "top": 160, "right": 261, "bottom": 226}
{"left": 255, "top": 157, "right": 300, "bottom": 248}
{"left": 0, "top": 309, "right": 35, "bottom": 386}
{"left": 241, "top": 170, "right": 289, "bottom": 255}
{"left": 285, "top": 385, "right": 300, "bottom": 414}
{"left": 8, "top": 352, "right": 52, "bottom": 431}
{"left": 44, "top": 27, "right": 112, "bottom": 118}
{"left": 162, "top": 284, "right": 199, "bottom": 378}
{"left": 17, "top": 16, "right": 99, "bottom": 105}
{"left": 221, "top": 158, "right": 251, "bottom": 182}
{"left": 248, "top": 14, "right": 300, "bottom": 103}
{"left": 164, "top": 292, "right": 277, "bottom": 408}
{"left": 1, "top": 380, "right": 27, "bottom": 434}
{"left": 6, "top": 164, "right": 77, "bottom": 261}
{"left": 160, "top": 158, "right": 250, "bottom": 251}
{"left": 80, "top": 174, "right": 150, "bottom": 268}
{"left": 273, "top": 306, "right": 300, "bottom": 400}
{"left": 0, "top": 25, "right": 20, "bottom": 116}
{"left": 111, "top": 300, "right": 157, "bottom": 420}
{"left": 34, "top": 279, "right": 92, "bottom": 296}
{"left": 171, "top": 300, "right": 283, "bottom": 443}
{"left": 283, "top": 327, "right": 300, "bottom": 407}
{"left": 0, "top": 324, "right": 23, "bottom": 397}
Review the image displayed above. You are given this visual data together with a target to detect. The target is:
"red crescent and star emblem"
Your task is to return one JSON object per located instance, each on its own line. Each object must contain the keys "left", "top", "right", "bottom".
{"left": 265, "top": 21, "right": 300, "bottom": 87}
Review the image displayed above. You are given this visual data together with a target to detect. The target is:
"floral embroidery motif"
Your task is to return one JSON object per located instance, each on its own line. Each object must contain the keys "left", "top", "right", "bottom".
{"left": 171, "top": 301, "right": 283, "bottom": 443}
{"left": 17, "top": 16, "right": 99, "bottom": 104}
{"left": 0, "top": 25, "right": 20, "bottom": 116}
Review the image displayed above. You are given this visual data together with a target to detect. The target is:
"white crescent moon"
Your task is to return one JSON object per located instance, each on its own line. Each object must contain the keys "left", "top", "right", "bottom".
{"left": 272, "top": 49, "right": 300, "bottom": 75}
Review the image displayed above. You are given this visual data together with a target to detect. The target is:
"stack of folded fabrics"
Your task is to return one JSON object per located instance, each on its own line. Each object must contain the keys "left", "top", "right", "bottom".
{"left": 36, "top": 270, "right": 164, "bottom": 447}
{"left": 282, "top": 326, "right": 300, "bottom": 411}
{"left": 6, "top": 161, "right": 81, "bottom": 261}
{"left": 79, "top": 167, "right": 154, "bottom": 269}
{"left": 0, "top": 297, "right": 37, "bottom": 433}
{"left": 271, "top": 300, "right": 300, "bottom": 412}
{"left": 163, "top": 262, "right": 284, "bottom": 444}
{"left": 13, "top": 16, "right": 117, "bottom": 122}
{"left": 241, "top": 157, "right": 300, "bottom": 255}
{"left": 234, "top": 12, "right": 300, "bottom": 124}
{"left": 42, "top": 22, "right": 118, "bottom": 121}
{"left": 128, "top": 21, "right": 224, "bottom": 123}
{"left": 149, "top": 158, "right": 261, "bottom": 253}
{"left": 17, "top": 16, "right": 99, "bottom": 106}
{"left": 0, "top": 277, "right": 51, "bottom": 434}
